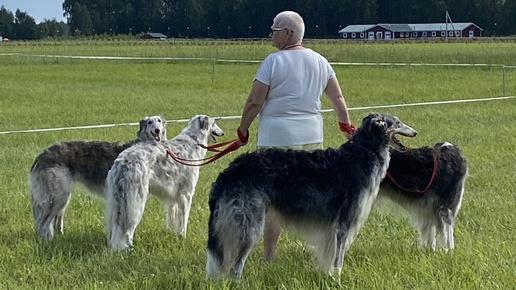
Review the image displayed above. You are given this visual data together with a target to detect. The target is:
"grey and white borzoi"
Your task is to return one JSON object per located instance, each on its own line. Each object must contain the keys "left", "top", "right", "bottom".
{"left": 206, "top": 113, "right": 417, "bottom": 278}
{"left": 105, "top": 115, "right": 224, "bottom": 251}
{"left": 30, "top": 115, "right": 167, "bottom": 241}
{"left": 378, "top": 142, "right": 468, "bottom": 250}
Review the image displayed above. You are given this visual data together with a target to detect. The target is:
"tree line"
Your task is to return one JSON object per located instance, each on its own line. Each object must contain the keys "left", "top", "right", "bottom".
{"left": 1, "top": 0, "right": 515, "bottom": 40}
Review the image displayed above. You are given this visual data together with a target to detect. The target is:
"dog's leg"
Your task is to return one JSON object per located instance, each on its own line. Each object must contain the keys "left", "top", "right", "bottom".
{"left": 165, "top": 202, "right": 178, "bottom": 232}
{"left": 175, "top": 192, "right": 193, "bottom": 238}
{"left": 35, "top": 195, "right": 70, "bottom": 241}
{"left": 32, "top": 201, "right": 55, "bottom": 241}
{"left": 207, "top": 194, "right": 266, "bottom": 278}
{"left": 437, "top": 208, "right": 455, "bottom": 250}
{"left": 420, "top": 220, "right": 436, "bottom": 250}
{"left": 165, "top": 193, "right": 193, "bottom": 238}
{"left": 206, "top": 203, "right": 224, "bottom": 278}
{"left": 53, "top": 204, "right": 68, "bottom": 235}
{"left": 333, "top": 227, "right": 346, "bottom": 276}
{"left": 31, "top": 168, "right": 73, "bottom": 240}
{"left": 122, "top": 189, "right": 149, "bottom": 250}
{"left": 231, "top": 241, "right": 256, "bottom": 279}
{"left": 263, "top": 210, "right": 282, "bottom": 262}
{"left": 447, "top": 223, "right": 455, "bottom": 250}
{"left": 229, "top": 208, "right": 265, "bottom": 279}
{"left": 106, "top": 170, "right": 150, "bottom": 251}
{"left": 206, "top": 249, "right": 222, "bottom": 278}
{"left": 312, "top": 227, "right": 337, "bottom": 274}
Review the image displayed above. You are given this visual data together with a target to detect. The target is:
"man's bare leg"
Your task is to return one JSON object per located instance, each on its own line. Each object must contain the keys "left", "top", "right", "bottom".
{"left": 263, "top": 210, "right": 281, "bottom": 262}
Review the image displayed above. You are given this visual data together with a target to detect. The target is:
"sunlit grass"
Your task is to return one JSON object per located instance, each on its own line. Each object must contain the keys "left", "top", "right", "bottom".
{"left": 0, "top": 41, "right": 515, "bottom": 289}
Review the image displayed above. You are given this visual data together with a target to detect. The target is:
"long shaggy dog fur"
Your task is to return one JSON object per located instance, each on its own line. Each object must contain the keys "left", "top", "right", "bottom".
{"left": 30, "top": 115, "right": 167, "bottom": 241}
{"left": 206, "top": 113, "right": 417, "bottom": 278}
{"left": 378, "top": 142, "right": 468, "bottom": 250}
{"left": 105, "top": 115, "right": 224, "bottom": 251}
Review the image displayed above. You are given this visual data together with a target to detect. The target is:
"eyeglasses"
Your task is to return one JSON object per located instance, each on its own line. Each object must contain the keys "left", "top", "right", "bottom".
{"left": 269, "top": 27, "right": 290, "bottom": 37}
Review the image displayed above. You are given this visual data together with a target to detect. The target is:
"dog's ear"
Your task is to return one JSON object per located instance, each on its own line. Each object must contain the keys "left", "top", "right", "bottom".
{"left": 137, "top": 117, "right": 149, "bottom": 137}
{"left": 198, "top": 115, "right": 210, "bottom": 130}
{"left": 160, "top": 115, "right": 167, "bottom": 125}
{"left": 159, "top": 115, "right": 167, "bottom": 140}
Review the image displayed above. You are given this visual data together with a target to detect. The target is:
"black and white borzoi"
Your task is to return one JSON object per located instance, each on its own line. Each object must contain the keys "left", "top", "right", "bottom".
{"left": 30, "top": 115, "right": 167, "bottom": 241}
{"left": 105, "top": 115, "right": 224, "bottom": 251}
{"left": 378, "top": 142, "right": 468, "bottom": 250}
{"left": 263, "top": 142, "right": 468, "bottom": 261}
{"left": 206, "top": 113, "right": 417, "bottom": 278}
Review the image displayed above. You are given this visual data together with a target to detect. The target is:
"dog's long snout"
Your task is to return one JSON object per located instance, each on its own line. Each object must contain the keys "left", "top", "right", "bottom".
{"left": 153, "top": 128, "right": 163, "bottom": 141}
{"left": 212, "top": 125, "right": 225, "bottom": 137}
{"left": 399, "top": 123, "right": 418, "bottom": 137}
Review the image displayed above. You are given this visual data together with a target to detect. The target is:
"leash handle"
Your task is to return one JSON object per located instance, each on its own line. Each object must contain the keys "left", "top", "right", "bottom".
{"left": 339, "top": 122, "right": 356, "bottom": 134}
{"left": 237, "top": 127, "right": 249, "bottom": 145}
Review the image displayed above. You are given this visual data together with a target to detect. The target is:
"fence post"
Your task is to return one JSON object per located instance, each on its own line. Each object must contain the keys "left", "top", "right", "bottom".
{"left": 212, "top": 58, "right": 215, "bottom": 84}
{"left": 502, "top": 65, "right": 506, "bottom": 97}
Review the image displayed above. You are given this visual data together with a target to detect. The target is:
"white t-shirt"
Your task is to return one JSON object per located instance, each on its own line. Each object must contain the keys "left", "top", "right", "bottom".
{"left": 255, "top": 48, "right": 335, "bottom": 146}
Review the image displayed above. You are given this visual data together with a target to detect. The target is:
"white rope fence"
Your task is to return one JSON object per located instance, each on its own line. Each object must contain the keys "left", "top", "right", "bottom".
{"left": 0, "top": 96, "right": 513, "bottom": 135}
{"left": 1, "top": 53, "right": 513, "bottom": 135}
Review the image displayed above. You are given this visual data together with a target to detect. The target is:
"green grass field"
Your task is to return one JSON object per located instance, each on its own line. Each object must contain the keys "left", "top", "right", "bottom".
{"left": 0, "top": 40, "right": 515, "bottom": 289}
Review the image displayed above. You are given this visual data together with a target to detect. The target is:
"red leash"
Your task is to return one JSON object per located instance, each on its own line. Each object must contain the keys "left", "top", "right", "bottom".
{"left": 166, "top": 140, "right": 241, "bottom": 166}
{"left": 198, "top": 140, "right": 235, "bottom": 152}
{"left": 166, "top": 128, "right": 248, "bottom": 166}
{"left": 386, "top": 154, "right": 439, "bottom": 194}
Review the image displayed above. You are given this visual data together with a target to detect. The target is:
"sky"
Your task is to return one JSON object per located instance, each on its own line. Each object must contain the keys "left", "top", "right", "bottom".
{"left": 1, "top": 0, "right": 67, "bottom": 23}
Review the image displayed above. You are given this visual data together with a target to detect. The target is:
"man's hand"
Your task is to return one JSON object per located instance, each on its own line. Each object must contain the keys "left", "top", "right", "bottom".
{"left": 339, "top": 122, "right": 356, "bottom": 140}
{"left": 236, "top": 127, "right": 249, "bottom": 146}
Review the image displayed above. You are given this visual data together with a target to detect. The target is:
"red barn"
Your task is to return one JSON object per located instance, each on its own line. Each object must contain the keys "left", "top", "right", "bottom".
{"left": 338, "top": 22, "right": 483, "bottom": 40}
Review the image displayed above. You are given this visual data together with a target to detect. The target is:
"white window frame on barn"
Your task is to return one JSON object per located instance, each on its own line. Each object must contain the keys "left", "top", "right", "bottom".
{"left": 360, "top": 32, "right": 365, "bottom": 38}
{"left": 432, "top": 31, "right": 436, "bottom": 37}
{"left": 448, "top": 31, "right": 454, "bottom": 36}
{"left": 441, "top": 31, "right": 446, "bottom": 37}
{"left": 469, "top": 30, "right": 474, "bottom": 37}
{"left": 368, "top": 32, "right": 374, "bottom": 39}
{"left": 455, "top": 31, "right": 460, "bottom": 37}
{"left": 352, "top": 33, "right": 356, "bottom": 38}
{"left": 422, "top": 32, "right": 427, "bottom": 37}
{"left": 400, "top": 32, "right": 404, "bottom": 37}
{"left": 343, "top": 33, "right": 348, "bottom": 38}
{"left": 413, "top": 32, "right": 418, "bottom": 37}
{"left": 385, "top": 31, "right": 392, "bottom": 39}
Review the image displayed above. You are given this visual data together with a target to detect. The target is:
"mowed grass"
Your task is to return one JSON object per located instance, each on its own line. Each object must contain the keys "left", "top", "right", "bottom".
{"left": 0, "top": 40, "right": 515, "bottom": 289}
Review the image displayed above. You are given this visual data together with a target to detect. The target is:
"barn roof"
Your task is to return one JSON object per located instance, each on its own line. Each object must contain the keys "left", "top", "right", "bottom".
{"left": 339, "top": 25, "right": 376, "bottom": 33}
{"left": 410, "top": 22, "right": 483, "bottom": 31}
{"left": 143, "top": 32, "right": 167, "bottom": 38}
{"left": 339, "top": 22, "right": 483, "bottom": 33}
{"left": 377, "top": 24, "right": 412, "bottom": 31}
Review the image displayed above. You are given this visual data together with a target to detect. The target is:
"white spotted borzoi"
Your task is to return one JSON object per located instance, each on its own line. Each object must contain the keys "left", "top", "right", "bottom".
{"left": 378, "top": 142, "right": 468, "bottom": 250}
{"left": 206, "top": 113, "right": 417, "bottom": 278}
{"left": 105, "top": 115, "right": 224, "bottom": 251}
{"left": 29, "top": 115, "right": 167, "bottom": 241}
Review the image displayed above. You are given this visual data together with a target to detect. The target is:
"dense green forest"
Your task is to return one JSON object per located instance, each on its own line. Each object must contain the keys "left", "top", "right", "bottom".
{"left": 1, "top": 0, "right": 515, "bottom": 40}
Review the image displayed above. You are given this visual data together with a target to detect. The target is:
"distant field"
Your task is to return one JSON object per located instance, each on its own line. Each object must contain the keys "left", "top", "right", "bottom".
{"left": 0, "top": 40, "right": 515, "bottom": 289}
{"left": 2, "top": 38, "right": 516, "bottom": 64}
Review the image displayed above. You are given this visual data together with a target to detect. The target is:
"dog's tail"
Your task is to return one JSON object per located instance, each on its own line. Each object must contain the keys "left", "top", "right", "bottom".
{"left": 206, "top": 190, "right": 265, "bottom": 278}
{"left": 436, "top": 142, "right": 468, "bottom": 220}
{"left": 105, "top": 160, "right": 150, "bottom": 251}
